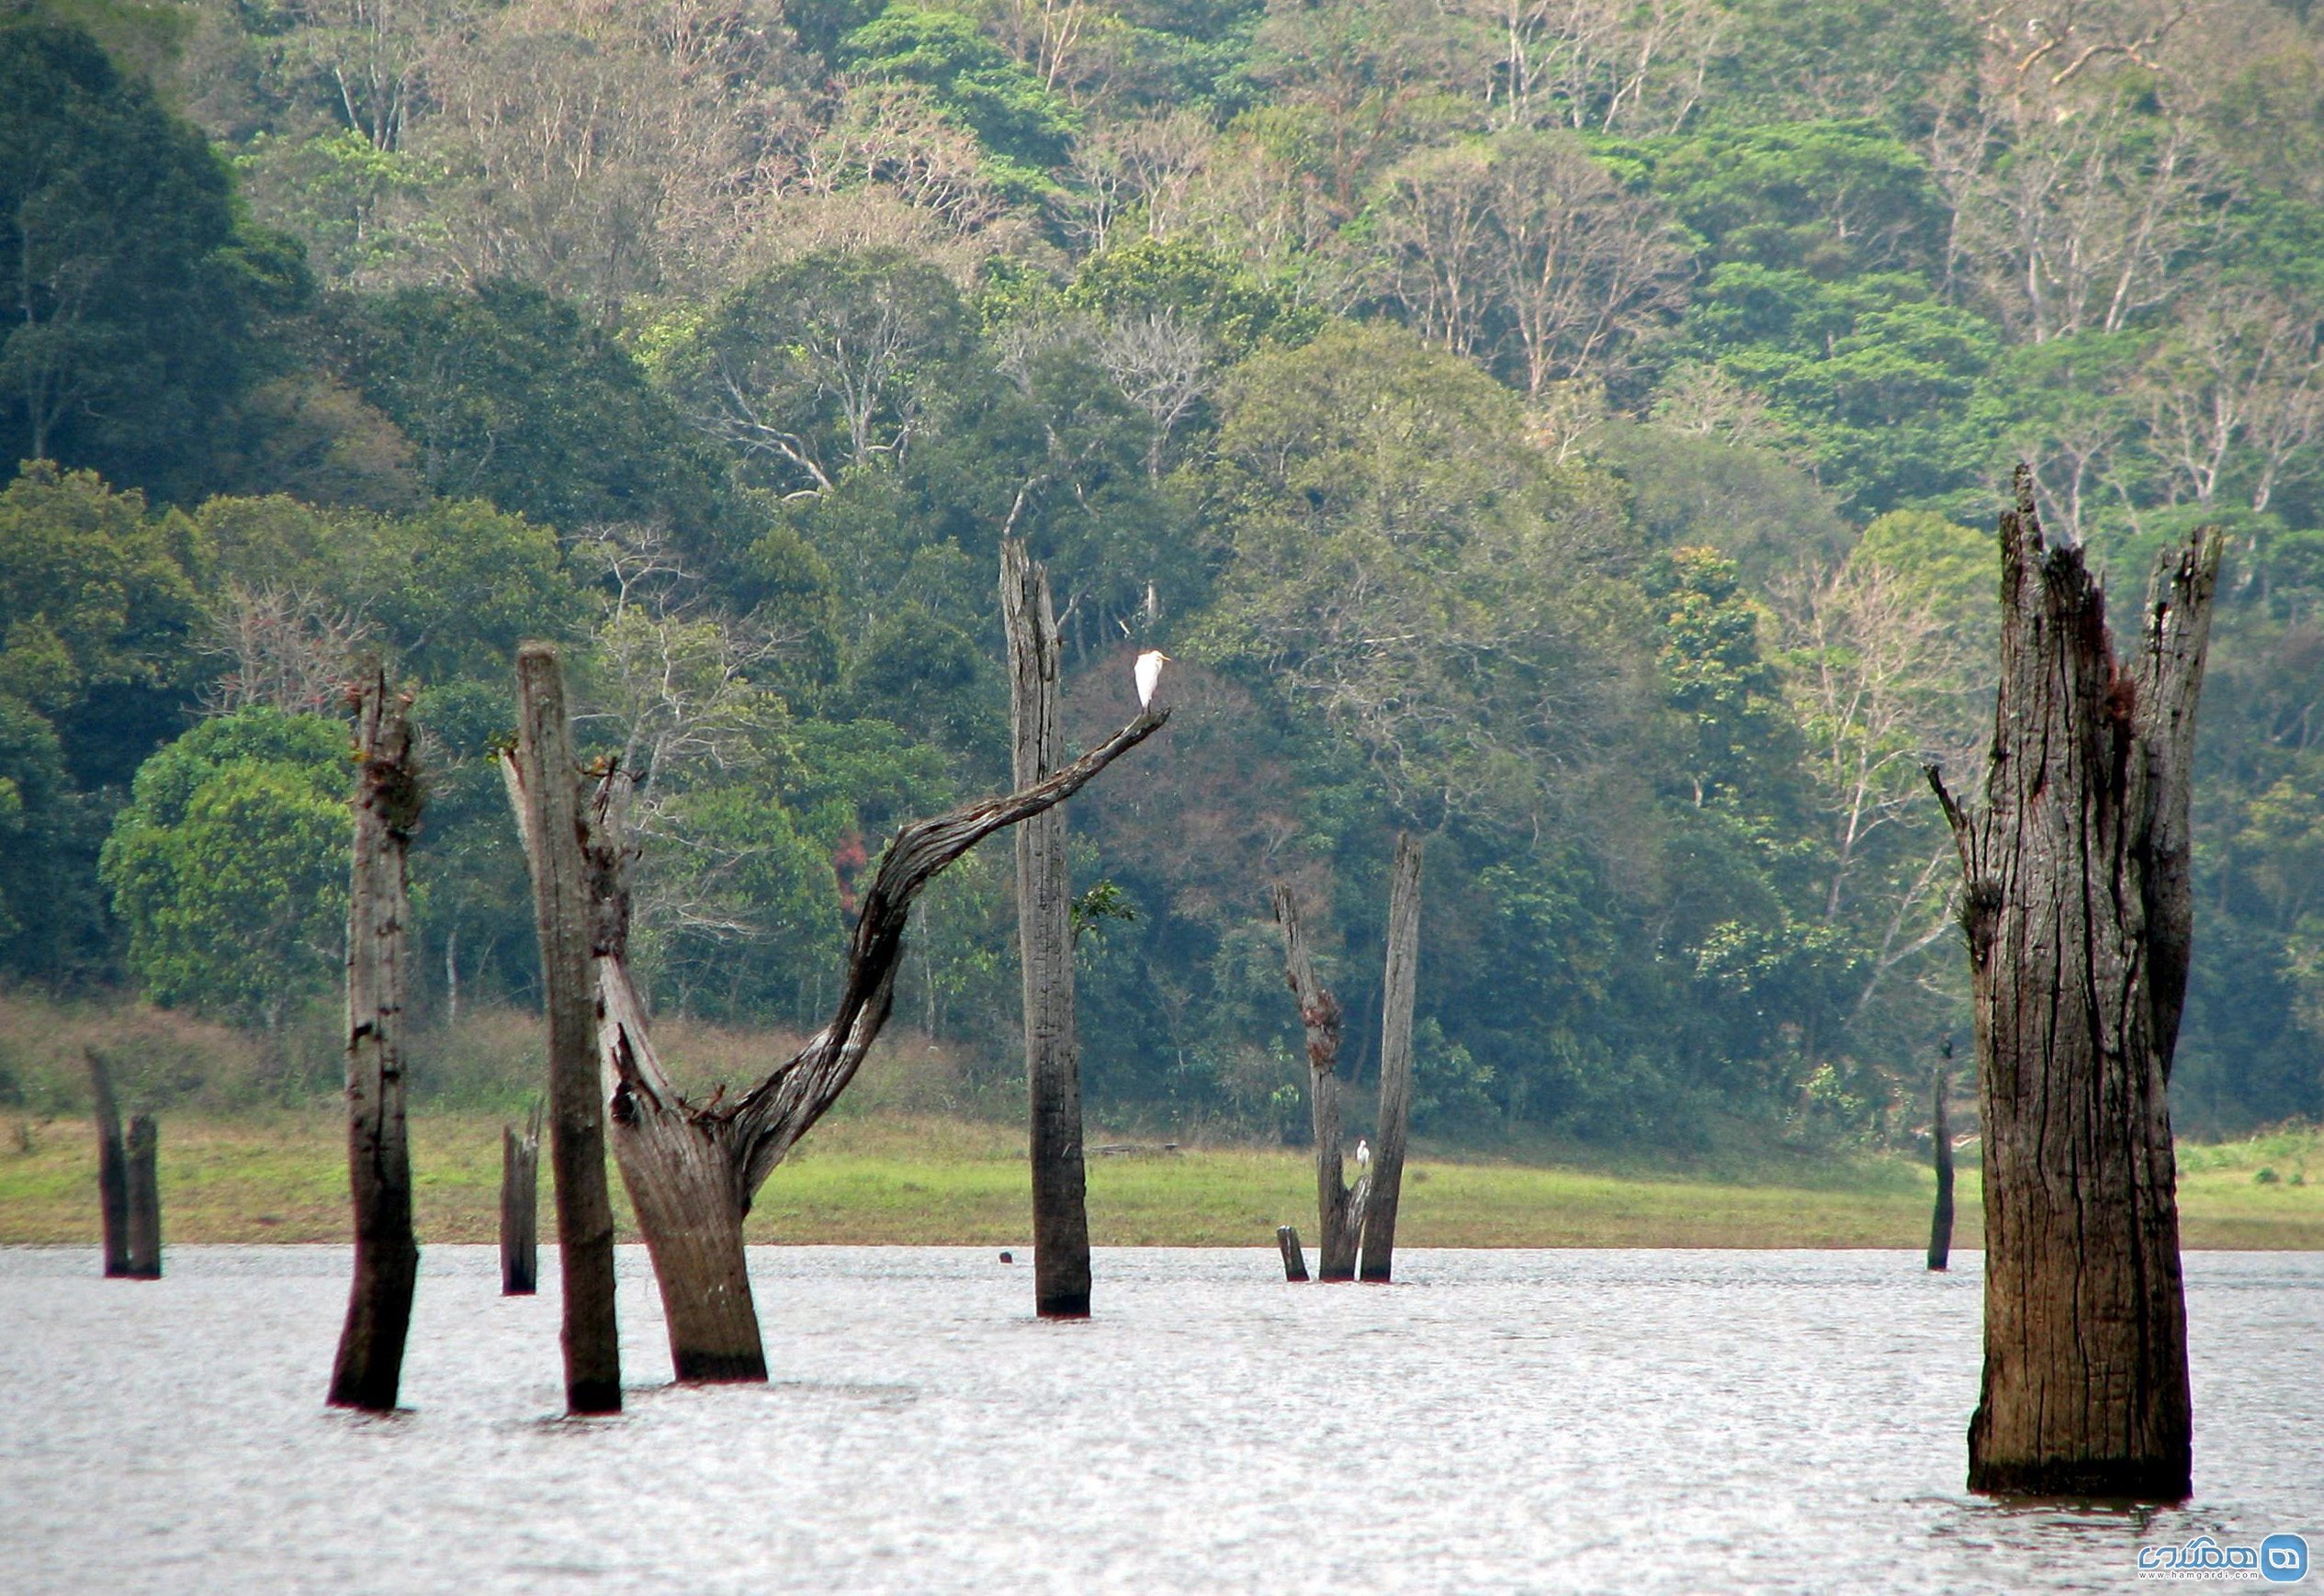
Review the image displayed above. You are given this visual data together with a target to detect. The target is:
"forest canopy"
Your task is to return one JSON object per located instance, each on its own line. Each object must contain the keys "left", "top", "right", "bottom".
{"left": 3, "top": 0, "right": 2319, "bottom": 1146}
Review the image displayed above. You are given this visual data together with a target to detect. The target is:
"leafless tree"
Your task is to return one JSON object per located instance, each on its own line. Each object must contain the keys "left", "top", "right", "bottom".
{"left": 197, "top": 585, "right": 377, "bottom": 718}
{"left": 1465, "top": 0, "right": 1720, "bottom": 134}
{"left": 2138, "top": 282, "right": 2324, "bottom": 512}
{"left": 1095, "top": 309, "right": 1215, "bottom": 478}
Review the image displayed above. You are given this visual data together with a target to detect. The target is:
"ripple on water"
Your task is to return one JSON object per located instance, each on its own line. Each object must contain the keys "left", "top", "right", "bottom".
{"left": 0, "top": 1245, "right": 2316, "bottom": 1595}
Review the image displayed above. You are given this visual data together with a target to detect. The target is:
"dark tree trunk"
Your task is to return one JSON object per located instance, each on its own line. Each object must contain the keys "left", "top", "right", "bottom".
{"left": 1927, "top": 467, "right": 2217, "bottom": 1500}
{"left": 1926, "top": 1044, "right": 1955, "bottom": 1273}
{"left": 505, "top": 690, "right": 1167, "bottom": 1382}
{"left": 1277, "top": 1225, "right": 1308, "bottom": 1282}
{"left": 1273, "top": 884, "right": 1359, "bottom": 1280}
{"left": 1002, "top": 541, "right": 1090, "bottom": 1320}
{"left": 501, "top": 1104, "right": 541, "bottom": 1296}
{"left": 512, "top": 646, "right": 622, "bottom": 1416}
{"left": 1359, "top": 834, "right": 1422, "bottom": 1283}
{"left": 122, "top": 1115, "right": 161, "bottom": 1279}
{"left": 85, "top": 1051, "right": 129, "bottom": 1276}
{"left": 331, "top": 667, "right": 423, "bottom": 1410}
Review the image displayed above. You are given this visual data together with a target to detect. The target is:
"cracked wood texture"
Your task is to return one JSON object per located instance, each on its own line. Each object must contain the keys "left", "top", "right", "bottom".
{"left": 505, "top": 679, "right": 1167, "bottom": 1379}
{"left": 512, "top": 646, "right": 622, "bottom": 1415}
{"left": 1002, "top": 541, "right": 1090, "bottom": 1319}
{"left": 1927, "top": 467, "right": 2217, "bottom": 1500}
{"left": 1359, "top": 833, "right": 1422, "bottom": 1283}
{"left": 331, "top": 666, "right": 420, "bottom": 1409}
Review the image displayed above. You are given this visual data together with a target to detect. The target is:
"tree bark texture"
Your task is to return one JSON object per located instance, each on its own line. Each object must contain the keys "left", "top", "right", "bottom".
{"left": 85, "top": 1051, "right": 130, "bottom": 1276}
{"left": 1002, "top": 541, "right": 1090, "bottom": 1320}
{"left": 502, "top": 1103, "right": 542, "bottom": 1296}
{"left": 1360, "top": 834, "right": 1423, "bottom": 1284}
{"left": 330, "top": 668, "right": 423, "bottom": 1410}
{"left": 122, "top": 1114, "right": 161, "bottom": 1278}
{"left": 1277, "top": 1225, "right": 1309, "bottom": 1282}
{"left": 1926, "top": 466, "right": 2217, "bottom": 1500}
{"left": 1272, "top": 885, "right": 1368, "bottom": 1281}
{"left": 1927, "top": 1045, "right": 1955, "bottom": 1273}
{"left": 505, "top": 690, "right": 1168, "bottom": 1380}
{"left": 512, "top": 645, "right": 622, "bottom": 1415}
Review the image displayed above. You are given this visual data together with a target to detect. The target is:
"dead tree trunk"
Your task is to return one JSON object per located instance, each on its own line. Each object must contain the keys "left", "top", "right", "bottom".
{"left": 505, "top": 692, "right": 1167, "bottom": 1382}
{"left": 501, "top": 1103, "right": 542, "bottom": 1296}
{"left": 1926, "top": 1041, "right": 1955, "bottom": 1273}
{"left": 1273, "top": 885, "right": 1359, "bottom": 1279}
{"left": 122, "top": 1115, "right": 160, "bottom": 1278}
{"left": 1926, "top": 467, "right": 2217, "bottom": 1500}
{"left": 512, "top": 645, "right": 622, "bottom": 1415}
{"left": 1002, "top": 541, "right": 1090, "bottom": 1320}
{"left": 1277, "top": 1225, "right": 1308, "bottom": 1282}
{"left": 1360, "top": 834, "right": 1422, "bottom": 1283}
{"left": 85, "top": 1051, "right": 130, "bottom": 1276}
{"left": 329, "top": 668, "right": 423, "bottom": 1410}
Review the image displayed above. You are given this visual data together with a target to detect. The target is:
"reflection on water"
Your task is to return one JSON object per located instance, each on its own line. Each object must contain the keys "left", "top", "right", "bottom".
{"left": 0, "top": 1246, "right": 2314, "bottom": 1594}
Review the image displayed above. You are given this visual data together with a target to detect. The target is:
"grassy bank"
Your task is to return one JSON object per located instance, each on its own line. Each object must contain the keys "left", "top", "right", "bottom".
{"left": 4, "top": 1112, "right": 2319, "bottom": 1249}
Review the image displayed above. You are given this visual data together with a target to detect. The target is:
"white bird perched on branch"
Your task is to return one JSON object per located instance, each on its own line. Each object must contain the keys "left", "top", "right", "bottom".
{"left": 1134, "top": 649, "right": 1172, "bottom": 708}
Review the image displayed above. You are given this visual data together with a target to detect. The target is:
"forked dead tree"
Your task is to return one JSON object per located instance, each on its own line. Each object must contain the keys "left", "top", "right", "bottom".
{"left": 502, "top": 660, "right": 1167, "bottom": 1382}
{"left": 331, "top": 667, "right": 423, "bottom": 1411}
{"left": 1002, "top": 541, "right": 1091, "bottom": 1320}
{"left": 501, "top": 1102, "right": 543, "bottom": 1297}
{"left": 1926, "top": 1040, "right": 1955, "bottom": 1273}
{"left": 1272, "top": 835, "right": 1423, "bottom": 1283}
{"left": 1926, "top": 466, "right": 2218, "bottom": 1500}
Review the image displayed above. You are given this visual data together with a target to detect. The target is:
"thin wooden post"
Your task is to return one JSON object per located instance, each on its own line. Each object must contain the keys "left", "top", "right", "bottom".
{"left": 122, "top": 1115, "right": 161, "bottom": 1278}
{"left": 513, "top": 645, "right": 621, "bottom": 1414}
{"left": 1360, "top": 833, "right": 1422, "bottom": 1284}
{"left": 1002, "top": 541, "right": 1091, "bottom": 1320}
{"left": 1276, "top": 1225, "right": 1308, "bottom": 1282}
{"left": 502, "top": 1102, "right": 542, "bottom": 1296}
{"left": 330, "top": 666, "right": 423, "bottom": 1411}
{"left": 85, "top": 1050, "right": 129, "bottom": 1276}
{"left": 1926, "top": 1041, "right": 1955, "bottom": 1273}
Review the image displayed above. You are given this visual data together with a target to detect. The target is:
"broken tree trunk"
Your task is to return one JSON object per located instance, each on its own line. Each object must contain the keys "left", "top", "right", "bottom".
{"left": 1271, "top": 884, "right": 1368, "bottom": 1281}
{"left": 331, "top": 667, "right": 423, "bottom": 1411}
{"left": 1926, "top": 1041, "right": 1955, "bottom": 1273}
{"left": 501, "top": 1102, "right": 542, "bottom": 1296}
{"left": 504, "top": 691, "right": 1168, "bottom": 1383}
{"left": 1359, "top": 834, "right": 1423, "bottom": 1284}
{"left": 1277, "top": 1225, "right": 1309, "bottom": 1282}
{"left": 85, "top": 1051, "right": 130, "bottom": 1276}
{"left": 512, "top": 645, "right": 622, "bottom": 1415}
{"left": 1002, "top": 541, "right": 1090, "bottom": 1320}
{"left": 1926, "top": 466, "right": 2217, "bottom": 1500}
{"left": 123, "top": 1115, "right": 160, "bottom": 1278}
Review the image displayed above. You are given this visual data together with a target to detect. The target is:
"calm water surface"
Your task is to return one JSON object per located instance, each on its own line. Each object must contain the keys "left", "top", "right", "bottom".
{"left": 0, "top": 1246, "right": 2316, "bottom": 1593}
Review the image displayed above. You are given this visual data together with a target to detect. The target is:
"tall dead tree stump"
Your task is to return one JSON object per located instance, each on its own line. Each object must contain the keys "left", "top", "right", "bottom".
{"left": 123, "top": 1114, "right": 161, "bottom": 1278}
{"left": 1927, "top": 467, "right": 2217, "bottom": 1500}
{"left": 1360, "top": 835, "right": 1423, "bottom": 1283}
{"left": 85, "top": 1051, "right": 130, "bottom": 1276}
{"left": 502, "top": 1103, "right": 542, "bottom": 1296}
{"left": 1002, "top": 541, "right": 1091, "bottom": 1320}
{"left": 1926, "top": 1041, "right": 1955, "bottom": 1273}
{"left": 330, "top": 666, "right": 423, "bottom": 1411}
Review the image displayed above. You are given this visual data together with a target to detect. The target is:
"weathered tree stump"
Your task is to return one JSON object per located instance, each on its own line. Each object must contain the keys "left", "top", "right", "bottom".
{"left": 504, "top": 675, "right": 1167, "bottom": 1383}
{"left": 1276, "top": 1225, "right": 1309, "bottom": 1282}
{"left": 330, "top": 665, "right": 423, "bottom": 1411}
{"left": 1926, "top": 1042, "right": 1955, "bottom": 1274}
{"left": 1273, "top": 884, "right": 1360, "bottom": 1281}
{"left": 85, "top": 1050, "right": 130, "bottom": 1277}
{"left": 1360, "top": 834, "right": 1423, "bottom": 1284}
{"left": 1002, "top": 541, "right": 1091, "bottom": 1321}
{"left": 501, "top": 1103, "right": 542, "bottom": 1297}
{"left": 122, "top": 1114, "right": 161, "bottom": 1279}
{"left": 1926, "top": 467, "right": 2217, "bottom": 1500}
{"left": 512, "top": 645, "right": 623, "bottom": 1415}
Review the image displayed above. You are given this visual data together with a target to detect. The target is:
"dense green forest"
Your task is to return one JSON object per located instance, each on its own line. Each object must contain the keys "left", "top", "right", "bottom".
{"left": 3, "top": 0, "right": 2319, "bottom": 1145}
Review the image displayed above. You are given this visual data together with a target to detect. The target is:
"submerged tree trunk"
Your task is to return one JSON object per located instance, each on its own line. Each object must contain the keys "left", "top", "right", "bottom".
{"left": 1360, "top": 834, "right": 1422, "bottom": 1284}
{"left": 1273, "top": 884, "right": 1360, "bottom": 1280}
{"left": 1926, "top": 1042, "right": 1955, "bottom": 1273}
{"left": 512, "top": 646, "right": 622, "bottom": 1415}
{"left": 122, "top": 1115, "right": 161, "bottom": 1279}
{"left": 1277, "top": 1225, "right": 1308, "bottom": 1282}
{"left": 331, "top": 668, "right": 423, "bottom": 1410}
{"left": 1002, "top": 541, "right": 1090, "bottom": 1320}
{"left": 505, "top": 689, "right": 1168, "bottom": 1383}
{"left": 502, "top": 1103, "right": 542, "bottom": 1296}
{"left": 85, "top": 1051, "right": 130, "bottom": 1277}
{"left": 1927, "top": 466, "right": 2217, "bottom": 1500}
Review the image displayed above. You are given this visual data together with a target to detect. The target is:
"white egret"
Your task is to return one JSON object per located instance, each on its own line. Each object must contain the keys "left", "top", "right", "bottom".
{"left": 1134, "top": 649, "right": 1173, "bottom": 708}
{"left": 1354, "top": 1138, "right": 1371, "bottom": 1170}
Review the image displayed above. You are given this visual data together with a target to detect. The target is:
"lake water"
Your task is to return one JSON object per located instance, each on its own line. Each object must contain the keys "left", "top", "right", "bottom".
{"left": 0, "top": 1246, "right": 2316, "bottom": 1593}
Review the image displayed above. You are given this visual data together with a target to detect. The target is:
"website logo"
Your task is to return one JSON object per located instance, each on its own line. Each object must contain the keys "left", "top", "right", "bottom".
{"left": 2138, "top": 1533, "right": 2309, "bottom": 1583}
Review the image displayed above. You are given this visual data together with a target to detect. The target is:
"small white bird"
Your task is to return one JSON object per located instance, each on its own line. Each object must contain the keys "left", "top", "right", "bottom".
{"left": 1134, "top": 648, "right": 1173, "bottom": 708}
{"left": 1354, "top": 1138, "right": 1371, "bottom": 1169}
